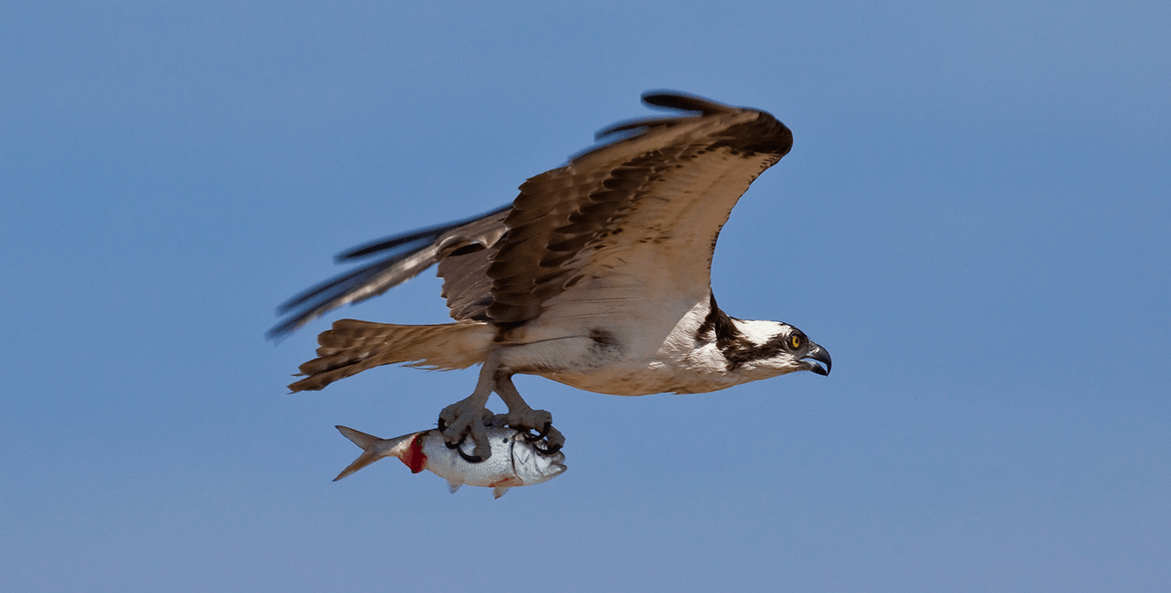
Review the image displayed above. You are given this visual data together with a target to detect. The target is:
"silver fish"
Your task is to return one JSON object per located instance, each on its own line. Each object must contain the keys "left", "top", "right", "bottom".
{"left": 333, "top": 424, "right": 566, "bottom": 498}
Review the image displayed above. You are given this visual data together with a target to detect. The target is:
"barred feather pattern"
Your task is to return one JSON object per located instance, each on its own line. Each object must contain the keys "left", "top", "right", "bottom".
{"left": 289, "top": 319, "right": 495, "bottom": 392}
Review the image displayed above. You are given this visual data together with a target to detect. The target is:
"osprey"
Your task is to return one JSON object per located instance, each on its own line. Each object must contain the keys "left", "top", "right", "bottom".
{"left": 271, "top": 91, "right": 831, "bottom": 460}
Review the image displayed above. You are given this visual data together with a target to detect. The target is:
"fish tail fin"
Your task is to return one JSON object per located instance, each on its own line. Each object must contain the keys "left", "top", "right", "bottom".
{"left": 333, "top": 426, "right": 423, "bottom": 481}
{"left": 333, "top": 426, "right": 384, "bottom": 481}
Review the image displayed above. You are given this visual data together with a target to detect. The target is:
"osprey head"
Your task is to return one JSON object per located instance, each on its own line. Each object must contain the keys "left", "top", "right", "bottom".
{"left": 723, "top": 319, "right": 832, "bottom": 377}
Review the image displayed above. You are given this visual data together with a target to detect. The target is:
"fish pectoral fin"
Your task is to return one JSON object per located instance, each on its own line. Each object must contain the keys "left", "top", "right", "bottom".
{"left": 447, "top": 480, "right": 463, "bottom": 494}
{"left": 492, "top": 486, "right": 511, "bottom": 499}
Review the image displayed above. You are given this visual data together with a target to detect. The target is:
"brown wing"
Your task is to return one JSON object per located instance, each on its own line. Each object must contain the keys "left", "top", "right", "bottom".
{"left": 484, "top": 92, "right": 793, "bottom": 328}
{"left": 268, "top": 206, "right": 508, "bottom": 338}
{"left": 436, "top": 236, "right": 500, "bottom": 322}
{"left": 270, "top": 92, "right": 792, "bottom": 338}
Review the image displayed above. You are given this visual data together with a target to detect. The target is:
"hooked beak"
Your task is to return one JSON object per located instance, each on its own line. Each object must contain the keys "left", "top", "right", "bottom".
{"left": 801, "top": 343, "right": 832, "bottom": 376}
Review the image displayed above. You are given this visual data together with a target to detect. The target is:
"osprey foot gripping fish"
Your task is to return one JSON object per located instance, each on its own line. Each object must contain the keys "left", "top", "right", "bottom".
{"left": 333, "top": 420, "right": 566, "bottom": 498}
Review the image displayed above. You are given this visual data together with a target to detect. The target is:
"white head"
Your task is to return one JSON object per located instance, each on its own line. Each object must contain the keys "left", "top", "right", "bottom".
{"left": 695, "top": 294, "right": 831, "bottom": 380}
{"left": 724, "top": 318, "right": 832, "bottom": 378}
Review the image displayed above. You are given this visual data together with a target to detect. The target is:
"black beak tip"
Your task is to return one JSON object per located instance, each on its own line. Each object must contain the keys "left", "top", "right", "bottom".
{"left": 804, "top": 346, "right": 832, "bottom": 376}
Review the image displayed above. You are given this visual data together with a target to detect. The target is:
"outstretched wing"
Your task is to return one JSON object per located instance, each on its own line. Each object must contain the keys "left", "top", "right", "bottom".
{"left": 269, "top": 91, "right": 792, "bottom": 338}
{"left": 485, "top": 91, "right": 793, "bottom": 328}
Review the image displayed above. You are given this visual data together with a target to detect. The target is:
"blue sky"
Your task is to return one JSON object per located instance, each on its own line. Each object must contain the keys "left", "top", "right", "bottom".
{"left": 2, "top": 1, "right": 1169, "bottom": 591}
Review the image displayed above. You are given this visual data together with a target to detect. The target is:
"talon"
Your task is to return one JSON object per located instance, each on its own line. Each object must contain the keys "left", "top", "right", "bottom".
{"left": 443, "top": 432, "right": 463, "bottom": 450}
{"left": 530, "top": 424, "right": 565, "bottom": 456}
{"left": 521, "top": 422, "right": 552, "bottom": 443}
{"left": 457, "top": 447, "right": 484, "bottom": 463}
{"left": 437, "top": 408, "right": 463, "bottom": 445}
{"left": 437, "top": 428, "right": 486, "bottom": 462}
{"left": 437, "top": 400, "right": 494, "bottom": 460}
{"left": 437, "top": 416, "right": 462, "bottom": 449}
{"left": 441, "top": 427, "right": 490, "bottom": 462}
{"left": 533, "top": 440, "right": 562, "bottom": 456}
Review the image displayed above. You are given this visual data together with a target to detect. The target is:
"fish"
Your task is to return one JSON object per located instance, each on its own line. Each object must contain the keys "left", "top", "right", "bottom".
{"left": 333, "top": 423, "right": 567, "bottom": 498}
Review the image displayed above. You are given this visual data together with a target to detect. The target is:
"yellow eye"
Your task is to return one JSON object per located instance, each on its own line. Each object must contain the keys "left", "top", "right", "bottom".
{"left": 790, "top": 335, "right": 802, "bottom": 349}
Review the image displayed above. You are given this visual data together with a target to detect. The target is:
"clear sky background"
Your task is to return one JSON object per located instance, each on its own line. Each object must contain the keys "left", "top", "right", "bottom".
{"left": 3, "top": 1, "right": 1169, "bottom": 591}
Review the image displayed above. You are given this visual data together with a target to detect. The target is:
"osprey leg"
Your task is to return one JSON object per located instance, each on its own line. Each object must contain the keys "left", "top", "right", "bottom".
{"left": 438, "top": 355, "right": 561, "bottom": 460}
{"left": 494, "top": 376, "right": 564, "bottom": 454}
{"left": 438, "top": 358, "right": 499, "bottom": 460}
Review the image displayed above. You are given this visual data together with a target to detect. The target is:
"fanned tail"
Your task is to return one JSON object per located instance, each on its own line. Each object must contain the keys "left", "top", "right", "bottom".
{"left": 289, "top": 319, "right": 495, "bottom": 392}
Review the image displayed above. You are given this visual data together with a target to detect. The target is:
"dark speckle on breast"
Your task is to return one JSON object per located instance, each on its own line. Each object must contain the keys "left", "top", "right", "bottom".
{"left": 589, "top": 328, "right": 618, "bottom": 349}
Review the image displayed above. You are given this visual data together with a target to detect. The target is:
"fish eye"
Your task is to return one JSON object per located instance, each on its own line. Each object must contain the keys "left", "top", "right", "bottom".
{"left": 790, "top": 334, "right": 802, "bottom": 350}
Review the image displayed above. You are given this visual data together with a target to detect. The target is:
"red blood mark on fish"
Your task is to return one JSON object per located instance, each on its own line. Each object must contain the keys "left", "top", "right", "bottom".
{"left": 398, "top": 434, "right": 427, "bottom": 473}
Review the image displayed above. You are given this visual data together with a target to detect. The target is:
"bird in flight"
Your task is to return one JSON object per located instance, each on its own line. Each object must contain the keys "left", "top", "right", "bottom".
{"left": 270, "top": 91, "right": 832, "bottom": 460}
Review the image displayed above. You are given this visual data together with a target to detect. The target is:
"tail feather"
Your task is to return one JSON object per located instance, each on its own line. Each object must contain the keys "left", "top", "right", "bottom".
{"left": 289, "top": 319, "right": 494, "bottom": 392}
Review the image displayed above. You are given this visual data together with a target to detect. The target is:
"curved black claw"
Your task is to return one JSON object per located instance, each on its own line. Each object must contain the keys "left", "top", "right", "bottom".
{"left": 456, "top": 447, "right": 484, "bottom": 464}
{"left": 517, "top": 421, "right": 562, "bottom": 456}
{"left": 438, "top": 417, "right": 457, "bottom": 449}
{"left": 532, "top": 440, "right": 562, "bottom": 456}
{"left": 437, "top": 417, "right": 486, "bottom": 463}
{"left": 521, "top": 421, "right": 552, "bottom": 443}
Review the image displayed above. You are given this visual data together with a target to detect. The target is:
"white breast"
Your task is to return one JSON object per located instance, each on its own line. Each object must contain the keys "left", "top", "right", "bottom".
{"left": 500, "top": 297, "right": 750, "bottom": 396}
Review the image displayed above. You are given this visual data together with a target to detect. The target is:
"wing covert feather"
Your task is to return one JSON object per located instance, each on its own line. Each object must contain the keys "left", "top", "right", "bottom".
{"left": 485, "top": 95, "right": 792, "bottom": 328}
{"left": 270, "top": 92, "right": 793, "bottom": 338}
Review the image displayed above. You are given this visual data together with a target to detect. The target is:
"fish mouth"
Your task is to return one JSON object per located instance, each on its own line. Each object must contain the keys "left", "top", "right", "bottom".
{"left": 801, "top": 343, "right": 832, "bottom": 376}
{"left": 541, "top": 449, "right": 567, "bottom": 467}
